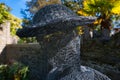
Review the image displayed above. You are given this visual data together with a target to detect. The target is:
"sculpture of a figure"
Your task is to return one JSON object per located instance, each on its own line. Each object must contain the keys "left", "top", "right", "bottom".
{"left": 17, "top": 4, "right": 110, "bottom": 80}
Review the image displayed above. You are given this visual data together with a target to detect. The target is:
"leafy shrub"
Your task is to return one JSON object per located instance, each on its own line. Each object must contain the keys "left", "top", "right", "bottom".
{"left": 0, "top": 62, "right": 29, "bottom": 80}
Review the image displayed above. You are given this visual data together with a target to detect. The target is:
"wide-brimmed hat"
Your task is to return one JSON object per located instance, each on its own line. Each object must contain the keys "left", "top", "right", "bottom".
{"left": 17, "top": 4, "right": 96, "bottom": 37}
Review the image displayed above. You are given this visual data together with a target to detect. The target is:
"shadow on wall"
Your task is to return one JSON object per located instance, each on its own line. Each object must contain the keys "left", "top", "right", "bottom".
{"left": 0, "top": 45, "right": 7, "bottom": 64}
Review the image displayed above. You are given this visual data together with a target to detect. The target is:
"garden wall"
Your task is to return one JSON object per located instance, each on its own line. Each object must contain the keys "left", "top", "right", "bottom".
{"left": 0, "top": 43, "right": 50, "bottom": 80}
{"left": 0, "top": 44, "right": 40, "bottom": 63}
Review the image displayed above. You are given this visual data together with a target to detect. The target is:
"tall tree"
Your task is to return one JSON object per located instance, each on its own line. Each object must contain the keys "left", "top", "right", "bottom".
{"left": 26, "top": 0, "right": 62, "bottom": 14}
{"left": 0, "top": 3, "right": 22, "bottom": 36}
{"left": 22, "top": 0, "right": 62, "bottom": 25}
{"left": 64, "top": 1, "right": 81, "bottom": 12}
{"left": 77, "top": 0, "right": 120, "bottom": 41}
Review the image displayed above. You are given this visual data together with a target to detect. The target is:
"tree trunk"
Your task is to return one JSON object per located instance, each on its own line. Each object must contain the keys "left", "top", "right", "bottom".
{"left": 100, "top": 19, "right": 111, "bottom": 44}
{"left": 83, "top": 25, "right": 91, "bottom": 41}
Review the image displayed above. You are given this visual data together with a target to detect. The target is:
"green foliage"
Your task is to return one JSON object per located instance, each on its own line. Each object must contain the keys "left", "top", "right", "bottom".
{"left": 26, "top": 0, "right": 61, "bottom": 14}
{"left": 18, "top": 37, "right": 37, "bottom": 44}
{"left": 64, "top": 1, "right": 81, "bottom": 12}
{"left": 0, "top": 3, "right": 22, "bottom": 36}
{"left": 9, "top": 15, "right": 22, "bottom": 36}
{"left": 0, "top": 65, "right": 8, "bottom": 80}
{"left": 0, "top": 62, "right": 29, "bottom": 80}
{"left": 0, "top": 3, "right": 11, "bottom": 23}
{"left": 78, "top": 0, "right": 120, "bottom": 20}
{"left": 77, "top": 0, "right": 120, "bottom": 26}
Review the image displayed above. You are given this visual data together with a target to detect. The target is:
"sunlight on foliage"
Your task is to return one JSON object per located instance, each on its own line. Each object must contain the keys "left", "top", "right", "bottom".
{"left": 78, "top": 0, "right": 120, "bottom": 16}
{"left": 77, "top": 0, "right": 120, "bottom": 31}
{"left": 9, "top": 14, "right": 22, "bottom": 36}
{"left": 77, "top": 10, "right": 89, "bottom": 16}
{"left": 111, "top": 1, "right": 120, "bottom": 14}
{"left": 0, "top": 3, "right": 22, "bottom": 36}
{"left": 75, "top": 26, "right": 83, "bottom": 35}
{"left": 0, "top": 62, "right": 29, "bottom": 80}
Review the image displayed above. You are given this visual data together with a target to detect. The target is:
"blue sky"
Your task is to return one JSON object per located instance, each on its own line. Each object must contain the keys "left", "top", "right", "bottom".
{"left": 0, "top": 0, "right": 29, "bottom": 18}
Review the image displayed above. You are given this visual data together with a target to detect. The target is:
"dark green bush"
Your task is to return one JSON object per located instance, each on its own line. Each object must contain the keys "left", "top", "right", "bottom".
{"left": 0, "top": 62, "right": 29, "bottom": 80}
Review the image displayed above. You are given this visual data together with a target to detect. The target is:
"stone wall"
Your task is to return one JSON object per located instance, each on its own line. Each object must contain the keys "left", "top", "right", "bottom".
{"left": 0, "top": 43, "right": 51, "bottom": 80}
{"left": 0, "top": 22, "right": 10, "bottom": 54}
{"left": 0, "top": 22, "right": 18, "bottom": 54}
{"left": 0, "top": 22, "right": 10, "bottom": 44}
{"left": 1, "top": 44, "right": 40, "bottom": 63}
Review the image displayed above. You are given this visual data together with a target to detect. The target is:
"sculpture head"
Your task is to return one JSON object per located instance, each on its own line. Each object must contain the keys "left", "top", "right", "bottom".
{"left": 17, "top": 4, "right": 96, "bottom": 38}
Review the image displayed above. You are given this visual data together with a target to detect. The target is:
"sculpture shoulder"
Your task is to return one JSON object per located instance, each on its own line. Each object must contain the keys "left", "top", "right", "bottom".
{"left": 81, "top": 66, "right": 111, "bottom": 80}
{"left": 47, "top": 66, "right": 111, "bottom": 80}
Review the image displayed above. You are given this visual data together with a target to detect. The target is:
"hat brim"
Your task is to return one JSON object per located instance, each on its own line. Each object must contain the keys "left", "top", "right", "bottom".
{"left": 16, "top": 16, "right": 96, "bottom": 37}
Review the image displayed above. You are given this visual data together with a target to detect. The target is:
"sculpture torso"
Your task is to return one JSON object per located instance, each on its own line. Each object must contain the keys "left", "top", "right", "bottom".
{"left": 42, "top": 31, "right": 110, "bottom": 80}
